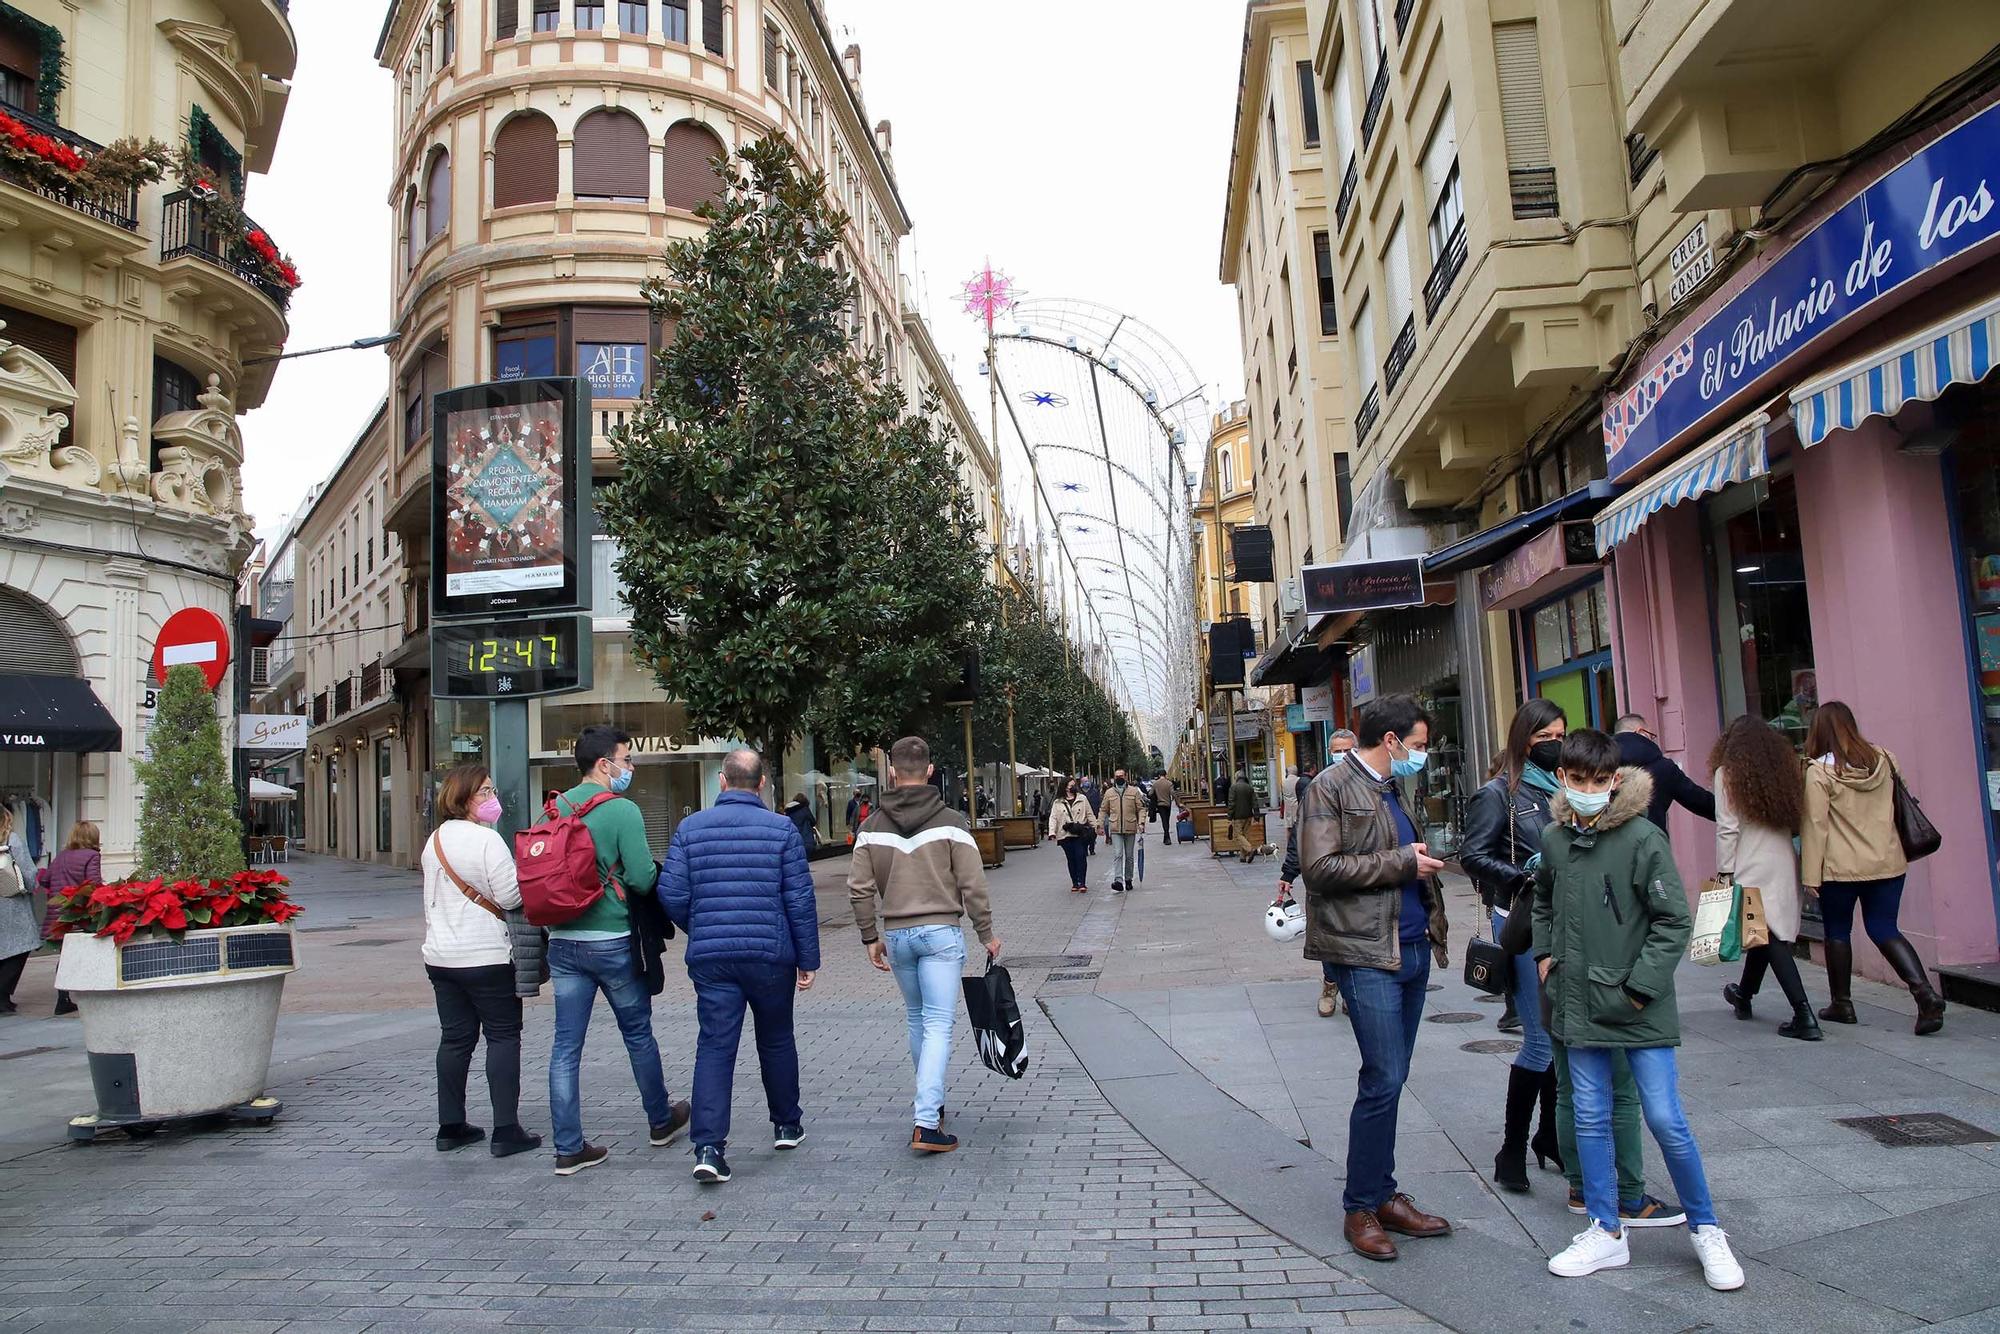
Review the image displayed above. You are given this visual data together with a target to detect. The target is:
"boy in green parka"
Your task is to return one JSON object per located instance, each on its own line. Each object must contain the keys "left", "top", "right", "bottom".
{"left": 1532, "top": 728, "right": 1744, "bottom": 1292}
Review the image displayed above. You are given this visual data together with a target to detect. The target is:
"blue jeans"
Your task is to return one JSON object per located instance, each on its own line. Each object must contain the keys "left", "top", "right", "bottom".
{"left": 886, "top": 924, "right": 965, "bottom": 1129}
{"left": 1494, "top": 911, "right": 1553, "bottom": 1073}
{"left": 1108, "top": 832, "right": 1138, "bottom": 886}
{"left": 1060, "top": 837, "right": 1089, "bottom": 887}
{"left": 1818, "top": 875, "right": 1906, "bottom": 945}
{"left": 688, "top": 958, "right": 802, "bottom": 1151}
{"left": 1329, "top": 947, "right": 1430, "bottom": 1214}
{"left": 547, "top": 937, "right": 673, "bottom": 1156}
{"left": 1568, "top": 1045, "right": 1717, "bottom": 1232}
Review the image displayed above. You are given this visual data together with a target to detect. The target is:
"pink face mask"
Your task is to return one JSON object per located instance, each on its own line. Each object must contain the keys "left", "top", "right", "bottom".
{"left": 474, "top": 796, "right": 503, "bottom": 824}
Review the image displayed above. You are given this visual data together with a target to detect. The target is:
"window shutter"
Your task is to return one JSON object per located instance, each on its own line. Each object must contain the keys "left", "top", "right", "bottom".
{"left": 1383, "top": 215, "right": 1411, "bottom": 324}
{"left": 1493, "top": 22, "right": 1551, "bottom": 170}
{"left": 496, "top": 0, "right": 518, "bottom": 38}
{"left": 0, "top": 302, "right": 75, "bottom": 445}
{"left": 0, "top": 24, "right": 40, "bottom": 110}
{"left": 1352, "top": 294, "right": 1375, "bottom": 386}
{"left": 702, "top": 0, "right": 724, "bottom": 54}
{"left": 572, "top": 109, "right": 649, "bottom": 200}
{"left": 662, "top": 121, "right": 725, "bottom": 211}
{"left": 426, "top": 151, "right": 451, "bottom": 240}
{"left": 572, "top": 307, "right": 649, "bottom": 343}
{"left": 492, "top": 112, "right": 557, "bottom": 207}
{"left": 1420, "top": 99, "right": 1457, "bottom": 211}
{"left": 0, "top": 587, "right": 78, "bottom": 676}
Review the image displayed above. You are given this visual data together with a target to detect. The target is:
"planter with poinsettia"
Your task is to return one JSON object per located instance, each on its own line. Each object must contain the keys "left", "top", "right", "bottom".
{"left": 52, "top": 869, "right": 302, "bottom": 1130}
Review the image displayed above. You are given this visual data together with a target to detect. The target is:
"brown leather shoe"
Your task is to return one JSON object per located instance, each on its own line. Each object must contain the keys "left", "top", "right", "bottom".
{"left": 1343, "top": 1209, "right": 1398, "bottom": 1262}
{"left": 1377, "top": 1193, "right": 1452, "bottom": 1238}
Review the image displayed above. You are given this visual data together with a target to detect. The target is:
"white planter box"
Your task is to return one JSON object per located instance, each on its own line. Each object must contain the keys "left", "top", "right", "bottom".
{"left": 55, "top": 924, "right": 298, "bottom": 1121}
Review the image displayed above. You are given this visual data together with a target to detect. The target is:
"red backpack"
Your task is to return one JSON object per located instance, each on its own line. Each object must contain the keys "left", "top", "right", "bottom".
{"left": 514, "top": 790, "right": 624, "bottom": 926}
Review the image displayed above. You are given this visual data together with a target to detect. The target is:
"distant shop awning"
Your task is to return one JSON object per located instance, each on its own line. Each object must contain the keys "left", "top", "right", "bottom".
{"left": 249, "top": 777, "right": 296, "bottom": 802}
{"left": 1425, "top": 481, "right": 1616, "bottom": 578}
{"left": 1593, "top": 411, "right": 1770, "bottom": 556}
{"left": 1250, "top": 608, "right": 1331, "bottom": 688}
{"left": 1792, "top": 293, "right": 2000, "bottom": 448}
{"left": 0, "top": 674, "right": 122, "bottom": 752}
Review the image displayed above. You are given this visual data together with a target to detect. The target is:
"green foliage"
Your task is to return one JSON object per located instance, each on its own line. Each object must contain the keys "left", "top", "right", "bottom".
{"left": 133, "top": 665, "right": 246, "bottom": 882}
{"left": 602, "top": 136, "right": 989, "bottom": 755}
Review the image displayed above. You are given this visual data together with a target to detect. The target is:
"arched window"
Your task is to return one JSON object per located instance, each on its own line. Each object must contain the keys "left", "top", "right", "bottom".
{"left": 661, "top": 120, "right": 727, "bottom": 211}
{"left": 1219, "top": 448, "right": 1234, "bottom": 494}
{"left": 492, "top": 111, "right": 557, "bottom": 207}
{"left": 572, "top": 108, "right": 649, "bottom": 202}
{"left": 425, "top": 149, "right": 450, "bottom": 241}
{"left": 403, "top": 185, "right": 420, "bottom": 268}
{"left": 0, "top": 586, "right": 79, "bottom": 676}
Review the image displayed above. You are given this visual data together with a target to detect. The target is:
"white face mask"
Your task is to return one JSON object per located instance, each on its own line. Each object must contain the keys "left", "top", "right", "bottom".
{"left": 1565, "top": 787, "right": 1612, "bottom": 817}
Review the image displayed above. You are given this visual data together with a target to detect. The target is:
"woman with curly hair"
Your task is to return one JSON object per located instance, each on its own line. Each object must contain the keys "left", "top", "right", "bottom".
{"left": 1710, "top": 716, "right": 1819, "bottom": 1041}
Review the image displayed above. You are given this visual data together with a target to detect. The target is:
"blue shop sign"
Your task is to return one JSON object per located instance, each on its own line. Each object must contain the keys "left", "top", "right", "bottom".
{"left": 1604, "top": 100, "right": 2000, "bottom": 481}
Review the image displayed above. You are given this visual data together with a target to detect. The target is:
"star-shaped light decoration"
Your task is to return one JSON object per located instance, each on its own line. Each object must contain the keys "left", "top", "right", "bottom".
{"left": 960, "top": 262, "right": 1018, "bottom": 335}
{"left": 1023, "top": 391, "right": 1068, "bottom": 408}
{"left": 1058, "top": 481, "right": 1087, "bottom": 494}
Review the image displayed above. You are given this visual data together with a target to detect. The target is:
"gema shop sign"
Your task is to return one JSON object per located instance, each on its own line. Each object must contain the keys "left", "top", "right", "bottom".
{"left": 1604, "top": 100, "right": 2000, "bottom": 480}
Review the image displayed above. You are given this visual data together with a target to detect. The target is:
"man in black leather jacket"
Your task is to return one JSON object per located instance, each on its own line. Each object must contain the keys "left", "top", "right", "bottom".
{"left": 1613, "top": 715, "right": 1715, "bottom": 832}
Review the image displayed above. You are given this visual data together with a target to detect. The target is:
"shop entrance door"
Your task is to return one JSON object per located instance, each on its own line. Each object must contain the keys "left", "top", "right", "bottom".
{"left": 1525, "top": 579, "right": 1617, "bottom": 728}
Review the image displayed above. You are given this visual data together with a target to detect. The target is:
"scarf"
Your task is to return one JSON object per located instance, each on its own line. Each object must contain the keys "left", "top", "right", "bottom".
{"left": 1519, "top": 764, "right": 1560, "bottom": 796}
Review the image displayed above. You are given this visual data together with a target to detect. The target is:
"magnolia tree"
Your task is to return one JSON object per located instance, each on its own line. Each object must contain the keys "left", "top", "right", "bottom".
{"left": 133, "top": 664, "right": 246, "bottom": 881}
{"left": 603, "top": 137, "right": 988, "bottom": 756}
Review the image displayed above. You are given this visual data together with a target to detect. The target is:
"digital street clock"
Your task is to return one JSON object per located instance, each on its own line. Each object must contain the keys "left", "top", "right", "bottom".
{"left": 433, "top": 615, "right": 593, "bottom": 700}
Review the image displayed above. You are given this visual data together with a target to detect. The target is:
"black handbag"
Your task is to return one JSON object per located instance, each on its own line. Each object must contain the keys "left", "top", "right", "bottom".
{"left": 1463, "top": 794, "right": 1519, "bottom": 995}
{"left": 1890, "top": 761, "right": 1942, "bottom": 861}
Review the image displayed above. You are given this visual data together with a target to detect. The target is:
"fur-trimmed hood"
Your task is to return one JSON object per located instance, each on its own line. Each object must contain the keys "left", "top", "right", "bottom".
{"left": 1548, "top": 766, "right": 1655, "bottom": 833}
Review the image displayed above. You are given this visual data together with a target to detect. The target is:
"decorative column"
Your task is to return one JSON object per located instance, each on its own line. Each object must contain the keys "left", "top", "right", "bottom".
{"left": 100, "top": 558, "right": 147, "bottom": 877}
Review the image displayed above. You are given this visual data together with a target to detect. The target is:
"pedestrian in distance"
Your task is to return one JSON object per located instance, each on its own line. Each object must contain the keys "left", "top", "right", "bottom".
{"left": 35, "top": 819, "right": 99, "bottom": 1016}
{"left": 658, "top": 749, "right": 818, "bottom": 1185}
{"left": 1801, "top": 701, "right": 1944, "bottom": 1035}
{"left": 849, "top": 736, "right": 1001, "bottom": 1153}
{"left": 1712, "top": 716, "right": 1821, "bottom": 1041}
{"left": 1151, "top": 772, "right": 1177, "bottom": 844}
{"left": 1613, "top": 714, "right": 1716, "bottom": 833}
{"left": 1533, "top": 728, "right": 1744, "bottom": 1291}
{"left": 784, "top": 791, "right": 818, "bottom": 855}
{"left": 420, "top": 765, "right": 542, "bottom": 1158}
{"left": 545, "top": 725, "right": 689, "bottom": 1176}
{"left": 1215, "top": 771, "right": 1232, "bottom": 808}
{"left": 0, "top": 808, "right": 35, "bottom": 1017}
{"left": 1461, "top": 699, "right": 1566, "bottom": 1194}
{"left": 1283, "top": 730, "right": 1355, "bottom": 1019}
{"left": 1049, "top": 779, "right": 1097, "bottom": 894}
{"left": 1082, "top": 775, "right": 1103, "bottom": 856}
{"left": 1286, "top": 761, "right": 1316, "bottom": 831}
{"left": 1101, "top": 769, "right": 1146, "bottom": 893}
{"left": 1227, "top": 766, "right": 1264, "bottom": 862}
{"left": 1299, "top": 694, "right": 1454, "bottom": 1263}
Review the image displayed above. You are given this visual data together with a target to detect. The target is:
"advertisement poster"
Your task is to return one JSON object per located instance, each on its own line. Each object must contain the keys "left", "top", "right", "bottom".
{"left": 441, "top": 397, "right": 568, "bottom": 599}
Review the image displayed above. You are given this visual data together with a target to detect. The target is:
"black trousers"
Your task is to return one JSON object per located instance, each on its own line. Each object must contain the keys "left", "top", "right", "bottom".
{"left": 426, "top": 963, "right": 523, "bottom": 1129}
{"left": 0, "top": 951, "right": 26, "bottom": 1007}
{"left": 1155, "top": 805, "right": 1175, "bottom": 843}
{"left": 1738, "top": 938, "right": 1809, "bottom": 1010}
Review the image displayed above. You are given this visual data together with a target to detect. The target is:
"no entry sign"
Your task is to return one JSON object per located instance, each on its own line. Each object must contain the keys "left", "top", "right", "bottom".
{"left": 153, "top": 608, "right": 231, "bottom": 691}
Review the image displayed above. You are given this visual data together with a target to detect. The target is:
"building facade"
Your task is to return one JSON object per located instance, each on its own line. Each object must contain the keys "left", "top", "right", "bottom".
{"left": 1192, "top": 401, "right": 1282, "bottom": 799}
{"left": 0, "top": 0, "right": 295, "bottom": 876}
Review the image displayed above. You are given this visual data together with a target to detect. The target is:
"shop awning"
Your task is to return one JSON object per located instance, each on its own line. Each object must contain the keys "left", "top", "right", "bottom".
{"left": 0, "top": 674, "right": 122, "bottom": 752}
{"left": 1425, "top": 480, "right": 1617, "bottom": 578}
{"left": 1791, "top": 293, "right": 2000, "bottom": 448}
{"left": 1593, "top": 411, "right": 1770, "bottom": 556}
{"left": 1250, "top": 609, "right": 1330, "bottom": 687}
{"left": 249, "top": 777, "right": 296, "bottom": 802}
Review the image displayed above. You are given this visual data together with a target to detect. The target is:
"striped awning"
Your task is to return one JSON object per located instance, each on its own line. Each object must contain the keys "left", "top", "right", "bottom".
{"left": 1791, "top": 294, "right": 2000, "bottom": 448}
{"left": 1593, "top": 411, "right": 1769, "bottom": 556}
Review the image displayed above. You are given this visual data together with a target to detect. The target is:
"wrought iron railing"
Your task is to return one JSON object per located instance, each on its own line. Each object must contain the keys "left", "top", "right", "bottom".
{"left": 1422, "top": 221, "right": 1467, "bottom": 320}
{"left": 332, "top": 678, "right": 353, "bottom": 717}
{"left": 1355, "top": 383, "right": 1381, "bottom": 445}
{"left": 160, "top": 190, "right": 294, "bottom": 310}
{"left": 1383, "top": 315, "right": 1417, "bottom": 394}
{"left": 1395, "top": 0, "right": 1416, "bottom": 38}
{"left": 1361, "top": 61, "right": 1390, "bottom": 147}
{"left": 361, "top": 659, "right": 386, "bottom": 703}
{"left": 1509, "top": 167, "right": 1560, "bottom": 220}
{"left": 310, "top": 690, "right": 328, "bottom": 725}
{"left": 0, "top": 102, "right": 140, "bottom": 229}
{"left": 1335, "top": 153, "right": 1359, "bottom": 228}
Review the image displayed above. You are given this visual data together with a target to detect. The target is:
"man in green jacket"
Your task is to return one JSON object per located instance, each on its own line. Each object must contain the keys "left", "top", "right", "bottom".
{"left": 1226, "top": 766, "right": 1264, "bottom": 862}
{"left": 546, "top": 724, "right": 688, "bottom": 1176}
{"left": 1532, "top": 728, "right": 1742, "bottom": 1291}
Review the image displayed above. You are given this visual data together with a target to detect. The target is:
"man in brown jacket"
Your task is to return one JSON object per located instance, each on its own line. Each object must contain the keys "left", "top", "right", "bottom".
{"left": 1100, "top": 769, "right": 1147, "bottom": 893}
{"left": 1151, "top": 773, "right": 1177, "bottom": 844}
{"left": 848, "top": 736, "right": 1002, "bottom": 1153}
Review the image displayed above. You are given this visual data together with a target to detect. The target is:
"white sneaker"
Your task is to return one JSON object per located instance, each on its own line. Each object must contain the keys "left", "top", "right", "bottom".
{"left": 1690, "top": 1225, "right": 1745, "bottom": 1291}
{"left": 1548, "top": 1223, "right": 1629, "bottom": 1278}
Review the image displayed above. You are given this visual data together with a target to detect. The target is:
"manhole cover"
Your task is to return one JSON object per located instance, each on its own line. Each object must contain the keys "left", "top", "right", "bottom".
{"left": 1006, "top": 954, "right": 1094, "bottom": 968}
{"left": 1475, "top": 993, "right": 1505, "bottom": 1004}
{"left": 0, "top": 1045, "right": 59, "bottom": 1061}
{"left": 1837, "top": 1113, "right": 2000, "bottom": 1147}
{"left": 1426, "top": 1012, "right": 1484, "bottom": 1024}
{"left": 1046, "top": 970, "right": 1101, "bottom": 981}
{"left": 1461, "top": 1039, "right": 1522, "bottom": 1055}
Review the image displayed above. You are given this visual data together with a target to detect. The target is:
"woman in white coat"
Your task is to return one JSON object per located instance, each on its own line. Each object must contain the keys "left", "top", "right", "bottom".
{"left": 1711, "top": 716, "right": 1821, "bottom": 1041}
{"left": 422, "top": 764, "right": 540, "bottom": 1155}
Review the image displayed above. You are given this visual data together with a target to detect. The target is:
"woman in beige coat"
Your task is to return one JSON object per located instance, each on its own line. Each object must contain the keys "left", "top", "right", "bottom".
{"left": 1801, "top": 702, "right": 1941, "bottom": 1035}
{"left": 1047, "top": 779, "right": 1098, "bottom": 894}
{"left": 1711, "top": 717, "right": 1819, "bottom": 1040}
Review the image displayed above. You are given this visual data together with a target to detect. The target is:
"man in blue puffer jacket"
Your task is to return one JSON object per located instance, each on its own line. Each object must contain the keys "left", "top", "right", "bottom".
{"left": 658, "top": 747, "right": 821, "bottom": 1185}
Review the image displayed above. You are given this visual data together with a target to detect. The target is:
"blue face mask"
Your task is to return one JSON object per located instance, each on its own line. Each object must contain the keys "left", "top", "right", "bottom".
{"left": 1389, "top": 740, "right": 1429, "bottom": 780}
{"left": 607, "top": 762, "right": 634, "bottom": 793}
{"left": 1565, "top": 786, "right": 1611, "bottom": 817}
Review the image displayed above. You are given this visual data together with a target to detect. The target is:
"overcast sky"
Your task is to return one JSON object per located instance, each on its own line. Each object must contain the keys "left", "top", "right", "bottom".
{"left": 237, "top": 0, "right": 1248, "bottom": 538}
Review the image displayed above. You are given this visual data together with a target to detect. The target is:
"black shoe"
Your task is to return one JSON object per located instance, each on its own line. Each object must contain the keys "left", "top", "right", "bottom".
{"left": 1496, "top": 1011, "right": 1523, "bottom": 1034}
{"left": 0, "top": 1001, "right": 17, "bottom": 1016}
{"left": 773, "top": 1122, "right": 804, "bottom": 1149}
{"left": 692, "top": 1145, "right": 731, "bottom": 1183}
{"left": 911, "top": 1125, "right": 958, "bottom": 1153}
{"left": 53, "top": 994, "right": 77, "bottom": 1016}
{"left": 1778, "top": 1005, "right": 1824, "bottom": 1041}
{"left": 553, "top": 1143, "right": 609, "bottom": 1176}
{"left": 1724, "top": 982, "right": 1755, "bottom": 1020}
{"left": 651, "top": 1100, "right": 692, "bottom": 1146}
{"left": 490, "top": 1125, "right": 542, "bottom": 1158}
{"left": 1112, "top": 881, "right": 1126, "bottom": 893}
{"left": 435, "top": 1122, "right": 485, "bottom": 1152}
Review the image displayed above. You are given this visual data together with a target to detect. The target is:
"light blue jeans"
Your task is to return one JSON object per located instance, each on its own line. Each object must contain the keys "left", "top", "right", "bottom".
{"left": 885, "top": 924, "right": 965, "bottom": 1130}
{"left": 1493, "top": 910, "right": 1553, "bottom": 1073}
{"left": 1569, "top": 1044, "right": 1718, "bottom": 1232}
{"left": 1108, "top": 832, "right": 1138, "bottom": 886}
{"left": 547, "top": 937, "right": 672, "bottom": 1157}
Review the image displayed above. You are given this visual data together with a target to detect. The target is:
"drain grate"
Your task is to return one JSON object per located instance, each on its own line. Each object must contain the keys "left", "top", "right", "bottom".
{"left": 1006, "top": 954, "right": 1094, "bottom": 968}
{"left": 1461, "top": 1039, "right": 1522, "bottom": 1055}
{"left": 1426, "top": 1012, "right": 1485, "bottom": 1024}
{"left": 0, "top": 1045, "right": 59, "bottom": 1061}
{"left": 1046, "top": 970, "right": 1101, "bottom": 981}
{"left": 1837, "top": 1113, "right": 2000, "bottom": 1148}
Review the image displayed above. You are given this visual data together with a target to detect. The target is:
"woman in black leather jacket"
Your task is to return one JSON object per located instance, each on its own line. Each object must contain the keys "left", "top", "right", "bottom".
{"left": 1460, "top": 698, "right": 1564, "bottom": 1193}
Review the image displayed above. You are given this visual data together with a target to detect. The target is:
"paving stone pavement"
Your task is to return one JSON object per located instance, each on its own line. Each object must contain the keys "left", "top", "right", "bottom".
{"left": 0, "top": 826, "right": 1439, "bottom": 1334}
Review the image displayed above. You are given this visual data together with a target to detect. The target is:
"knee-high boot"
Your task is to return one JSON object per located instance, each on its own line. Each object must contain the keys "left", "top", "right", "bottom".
{"left": 1493, "top": 1064, "right": 1539, "bottom": 1193}
{"left": 1878, "top": 936, "right": 1946, "bottom": 1036}
{"left": 1530, "top": 1065, "right": 1564, "bottom": 1174}
{"left": 1818, "top": 940, "right": 1857, "bottom": 1024}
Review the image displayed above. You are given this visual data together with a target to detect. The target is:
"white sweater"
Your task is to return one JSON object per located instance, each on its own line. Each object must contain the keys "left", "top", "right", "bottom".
{"left": 421, "top": 820, "right": 523, "bottom": 969}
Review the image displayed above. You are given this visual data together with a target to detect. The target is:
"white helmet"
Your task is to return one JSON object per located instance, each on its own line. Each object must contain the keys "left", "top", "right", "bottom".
{"left": 1264, "top": 899, "right": 1306, "bottom": 943}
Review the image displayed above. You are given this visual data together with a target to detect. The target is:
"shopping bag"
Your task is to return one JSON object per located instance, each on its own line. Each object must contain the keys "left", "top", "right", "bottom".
{"left": 1690, "top": 878, "right": 1734, "bottom": 965}
{"left": 1738, "top": 884, "right": 1770, "bottom": 951}
{"left": 1716, "top": 883, "right": 1745, "bottom": 963}
{"left": 961, "top": 960, "right": 1029, "bottom": 1079}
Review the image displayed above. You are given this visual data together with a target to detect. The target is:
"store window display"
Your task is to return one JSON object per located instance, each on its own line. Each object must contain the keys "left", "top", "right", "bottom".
{"left": 1708, "top": 473, "right": 1816, "bottom": 746}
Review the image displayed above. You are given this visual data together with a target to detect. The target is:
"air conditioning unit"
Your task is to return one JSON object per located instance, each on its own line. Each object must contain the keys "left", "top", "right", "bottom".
{"left": 249, "top": 647, "right": 271, "bottom": 688}
{"left": 1279, "top": 578, "right": 1305, "bottom": 616}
